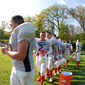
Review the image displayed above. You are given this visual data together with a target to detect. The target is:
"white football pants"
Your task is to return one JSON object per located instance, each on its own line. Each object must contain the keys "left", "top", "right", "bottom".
{"left": 10, "top": 67, "right": 35, "bottom": 85}
{"left": 77, "top": 52, "right": 81, "bottom": 61}
{"left": 36, "top": 56, "right": 47, "bottom": 76}
{"left": 46, "top": 55, "right": 53, "bottom": 70}
{"left": 65, "top": 53, "right": 69, "bottom": 60}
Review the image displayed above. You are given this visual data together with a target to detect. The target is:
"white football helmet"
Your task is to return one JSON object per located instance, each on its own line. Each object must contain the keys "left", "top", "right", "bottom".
{"left": 59, "top": 60, "right": 63, "bottom": 65}
{"left": 62, "top": 58, "right": 67, "bottom": 63}
{"left": 39, "top": 54, "right": 47, "bottom": 63}
{"left": 53, "top": 61, "right": 60, "bottom": 68}
{"left": 73, "top": 56, "right": 77, "bottom": 60}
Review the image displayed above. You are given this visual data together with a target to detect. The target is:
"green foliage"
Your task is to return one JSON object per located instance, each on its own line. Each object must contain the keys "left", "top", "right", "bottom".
{"left": 69, "top": 6, "right": 85, "bottom": 32}
{"left": 42, "top": 4, "right": 69, "bottom": 32}
{"left": 80, "top": 41, "right": 85, "bottom": 52}
{"left": 35, "top": 30, "right": 40, "bottom": 38}
{"left": 59, "top": 23, "right": 70, "bottom": 40}
{"left": 1, "top": 32, "right": 11, "bottom": 39}
{"left": 73, "top": 33, "right": 85, "bottom": 41}
{"left": 24, "top": 16, "right": 36, "bottom": 25}
{"left": 0, "top": 39, "right": 9, "bottom": 43}
{"left": 73, "top": 34, "right": 80, "bottom": 41}
{"left": 80, "top": 33, "right": 85, "bottom": 41}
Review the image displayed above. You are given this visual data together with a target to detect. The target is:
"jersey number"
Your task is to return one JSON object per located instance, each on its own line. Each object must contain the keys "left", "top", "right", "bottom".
{"left": 39, "top": 45, "right": 43, "bottom": 51}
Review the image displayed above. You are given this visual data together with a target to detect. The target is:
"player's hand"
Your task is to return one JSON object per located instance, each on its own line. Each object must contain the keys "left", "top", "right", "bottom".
{"left": 1, "top": 47, "right": 9, "bottom": 54}
{"left": 53, "top": 60, "right": 56, "bottom": 63}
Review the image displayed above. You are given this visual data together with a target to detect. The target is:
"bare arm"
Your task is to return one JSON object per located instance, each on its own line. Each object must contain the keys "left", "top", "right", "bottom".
{"left": 53, "top": 44, "right": 56, "bottom": 57}
{"left": 1, "top": 40, "right": 29, "bottom": 60}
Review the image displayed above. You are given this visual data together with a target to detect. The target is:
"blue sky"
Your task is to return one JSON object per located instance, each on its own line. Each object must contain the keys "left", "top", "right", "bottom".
{"left": 0, "top": 0, "right": 85, "bottom": 26}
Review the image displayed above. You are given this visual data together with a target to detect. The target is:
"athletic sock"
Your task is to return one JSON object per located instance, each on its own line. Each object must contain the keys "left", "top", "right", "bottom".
{"left": 58, "top": 66, "right": 59, "bottom": 72}
{"left": 67, "top": 60, "right": 69, "bottom": 66}
{"left": 40, "top": 76, "right": 45, "bottom": 85}
{"left": 49, "top": 70, "right": 52, "bottom": 78}
{"left": 77, "top": 61, "right": 80, "bottom": 68}
{"left": 46, "top": 68, "right": 49, "bottom": 76}
{"left": 54, "top": 68, "right": 57, "bottom": 72}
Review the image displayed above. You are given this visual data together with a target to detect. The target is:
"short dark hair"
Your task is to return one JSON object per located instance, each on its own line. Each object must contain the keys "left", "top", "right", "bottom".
{"left": 56, "top": 37, "right": 59, "bottom": 39}
{"left": 52, "top": 34, "right": 56, "bottom": 37}
{"left": 40, "top": 31, "right": 45, "bottom": 34}
{"left": 66, "top": 40, "right": 69, "bottom": 43}
{"left": 12, "top": 15, "right": 24, "bottom": 25}
{"left": 46, "top": 31, "right": 51, "bottom": 35}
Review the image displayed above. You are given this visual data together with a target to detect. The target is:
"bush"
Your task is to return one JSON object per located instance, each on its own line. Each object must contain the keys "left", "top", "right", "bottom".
{"left": 81, "top": 41, "right": 85, "bottom": 53}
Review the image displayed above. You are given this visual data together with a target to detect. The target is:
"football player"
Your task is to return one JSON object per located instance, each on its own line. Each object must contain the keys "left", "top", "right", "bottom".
{"left": 76, "top": 39, "right": 82, "bottom": 69}
{"left": 35, "top": 32, "right": 52, "bottom": 85}
{"left": 65, "top": 40, "right": 73, "bottom": 67}
{"left": 45, "top": 31, "right": 55, "bottom": 82}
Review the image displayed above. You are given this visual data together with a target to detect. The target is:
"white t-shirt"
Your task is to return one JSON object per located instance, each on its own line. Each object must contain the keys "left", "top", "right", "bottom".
{"left": 9, "top": 22, "right": 35, "bottom": 72}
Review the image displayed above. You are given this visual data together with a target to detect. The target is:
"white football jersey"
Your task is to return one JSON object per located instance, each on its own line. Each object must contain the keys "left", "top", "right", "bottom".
{"left": 50, "top": 37, "right": 56, "bottom": 46}
{"left": 76, "top": 42, "right": 82, "bottom": 52}
{"left": 55, "top": 40, "right": 60, "bottom": 55}
{"left": 65, "top": 43, "right": 72, "bottom": 53}
{"left": 35, "top": 38, "right": 52, "bottom": 55}
{"left": 50, "top": 37, "right": 56, "bottom": 55}
{"left": 9, "top": 22, "right": 35, "bottom": 72}
{"left": 58, "top": 40, "right": 62, "bottom": 51}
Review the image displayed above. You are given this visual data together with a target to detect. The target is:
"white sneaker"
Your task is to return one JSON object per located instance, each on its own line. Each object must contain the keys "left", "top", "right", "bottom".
{"left": 54, "top": 72, "right": 57, "bottom": 77}
{"left": 49, "top": 78, "right": 53, "bottom": 83}
{"left": 57, "top": 72, "right": 59, "bottom": 74}
{"left": 45, "top": 75, "right": 49, "bottom": 78}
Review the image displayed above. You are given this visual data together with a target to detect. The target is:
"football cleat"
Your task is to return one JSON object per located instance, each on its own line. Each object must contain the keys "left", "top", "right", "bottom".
{"left": 49, "top": 78, "right": 53, "bottom": 83}
{"left": 57, "top": 72, "right": 59, "bottom": 74}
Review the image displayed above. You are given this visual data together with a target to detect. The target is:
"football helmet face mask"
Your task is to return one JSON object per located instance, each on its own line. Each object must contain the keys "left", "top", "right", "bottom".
{"left": 39, "top": 50, "right": 47, "bottom": 63}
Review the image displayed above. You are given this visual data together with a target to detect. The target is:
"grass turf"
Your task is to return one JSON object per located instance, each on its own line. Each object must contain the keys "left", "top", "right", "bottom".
{"left": 0, "top": 48, "right": 85, "bottom": 85}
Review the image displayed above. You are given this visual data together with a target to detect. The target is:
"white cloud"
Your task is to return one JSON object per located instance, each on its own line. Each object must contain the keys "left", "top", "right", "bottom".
{"left": 57, "top": 0, "right": 66, "bottom": 5}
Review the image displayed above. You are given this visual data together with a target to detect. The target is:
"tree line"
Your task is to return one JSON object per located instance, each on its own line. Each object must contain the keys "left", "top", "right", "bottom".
{"left": 0, "top": 3, "right": 85, "bottom": 41}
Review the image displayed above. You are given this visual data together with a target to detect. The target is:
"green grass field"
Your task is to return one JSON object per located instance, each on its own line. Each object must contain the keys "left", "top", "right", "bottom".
{"left": 0, "top": 47, "right": 85, "bottom": 85}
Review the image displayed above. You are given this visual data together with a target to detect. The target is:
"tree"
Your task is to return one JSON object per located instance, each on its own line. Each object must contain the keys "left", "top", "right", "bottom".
{"left": 0, "top": 21, "right": 7, "bottom": 39}
{"left": 35, "top": 14, "right": 46, "bottom": 37}
{"left": 24, "top": 16, "right": 36, "bottom": 25}
{"left": 0, "top": 21, "right": 11, "bottom": 39}
{"left": 80, "top": 33, "right": 85, "bottom": 41}
{"left": 69, "top": 6, "right": 85, "bottom": 32}
{"left": 75, "top": 26, "right": 84, "bottom": 34}
{"left": 59, "top": 23, "right": 70, "bottom": 40}
{"left": 69, "top": 25, "right": 75, "bottom": 40}
{"left": 73, "top": 34, "right": 80, "bottom": 41}
{"left": 41, "top": 4, "right": 69, "bottom": 34}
